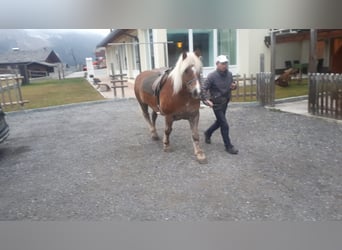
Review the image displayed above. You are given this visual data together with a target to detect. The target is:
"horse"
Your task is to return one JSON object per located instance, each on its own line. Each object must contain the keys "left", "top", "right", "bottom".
{"left": 134, "top": 51, "right": 207, "bottom": 164}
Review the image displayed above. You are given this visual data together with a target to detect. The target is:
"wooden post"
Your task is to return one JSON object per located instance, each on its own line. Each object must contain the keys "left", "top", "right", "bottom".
{"left": 118, "top": 52, "right": 125, "bottom": 98}
{"left": 260, "top": 53, "right": 265, "bottom": 72}
{"left": 309, "top": 29, "right": 317, "bottom": 74}
{"left": 270, "top": 31, "right": 276, "bottom": 106}
{"left": 111, "top": 61, "right": 117, "bottom": 97}
{"left": 18, "top": 64, "right": 29, "bottom": 84}
{"left": 308, "top": 29, "right": 318, "bottom": 113}
{"left": 258, "top": 54, "right": 265, "bottom": 104}
{"left": 0, "top": 79, "right": 5, "bottom": 105}
{"left": 5, "top": 77, "right": 13, "bottom": 107}
{"left": 15, "top": 76, "right": 25, "bottom": 106}
{"left": 243, "top": 74, "right": 246, "bottom": 102}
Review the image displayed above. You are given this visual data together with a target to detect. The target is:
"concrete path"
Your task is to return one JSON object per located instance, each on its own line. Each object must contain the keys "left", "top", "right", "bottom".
{"left": 271, "top": 97, "right": 342, "bottom": 124}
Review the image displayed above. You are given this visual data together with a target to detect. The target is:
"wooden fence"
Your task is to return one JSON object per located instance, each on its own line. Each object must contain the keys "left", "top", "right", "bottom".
{"left": 203, "top": 73, "right": 273, "bottom": 104}
{"left": 308, "top": 73, "right": 342, "bottom": 120}
{"left": 231, "top": 74, "right": 258, "bottom": 102}
{"left": 0, "top": 75, "right": 28, "bottom": 108}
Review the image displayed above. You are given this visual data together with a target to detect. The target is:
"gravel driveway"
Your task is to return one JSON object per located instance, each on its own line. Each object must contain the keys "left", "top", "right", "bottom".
{"left": 0, "top": 99, "right": 341, "bottom": 221}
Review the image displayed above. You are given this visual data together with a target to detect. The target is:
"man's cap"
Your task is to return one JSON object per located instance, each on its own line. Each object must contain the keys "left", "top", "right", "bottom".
{"left": 216, "top": 55, "right": 229, "bottom": 63}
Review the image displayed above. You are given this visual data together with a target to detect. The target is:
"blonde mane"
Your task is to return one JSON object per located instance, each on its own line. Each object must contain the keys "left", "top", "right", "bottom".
{"left": 169, "top": 52, "right": 203, "bottom": 94}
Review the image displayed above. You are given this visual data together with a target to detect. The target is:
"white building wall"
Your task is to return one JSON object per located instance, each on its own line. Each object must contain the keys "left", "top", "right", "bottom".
{"left": 237, "top": 29, "right": 250, "bottom": 75}
{"left": 137, "top": 29, "right": 149, "bottom": 73}
{"left": 152, "top": 29, "right": 168, "bottom": 68}
{"left": 105, "top": 47, "right": 115, "bottom": 76}
{"left": 104, "top": 29, "right": 275, "bottom": 79}
{"left": 301, "top": 40, "right": 310, "bottom": 64}
{"left": 236, "top": 29, "right": 271, "bottom": 75}
{"left": 275, "top": 42, "right": 302, "bottom": 69}
{"left": 248, "top": 29, "right": 272, "bottom": 74}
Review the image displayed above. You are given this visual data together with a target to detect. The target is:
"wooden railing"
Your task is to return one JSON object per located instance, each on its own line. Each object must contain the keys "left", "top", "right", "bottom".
{"left": 0, "top": 75, "right": 28, "bottom": 108}
{"left": 232, "top": 74, "right": 258, "bottom": 102}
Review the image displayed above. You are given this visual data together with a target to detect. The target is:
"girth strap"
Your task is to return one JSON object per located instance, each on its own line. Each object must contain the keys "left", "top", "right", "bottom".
{"left": 152, "top": 67, "right": 172, "bottom": 108}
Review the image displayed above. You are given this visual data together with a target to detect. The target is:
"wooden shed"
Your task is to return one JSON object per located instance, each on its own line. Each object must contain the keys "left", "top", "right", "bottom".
{"left": 0, "top": 48, "right": 63, "bottom": 83}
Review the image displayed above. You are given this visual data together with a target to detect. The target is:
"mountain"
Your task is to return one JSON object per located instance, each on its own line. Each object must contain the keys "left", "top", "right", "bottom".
{"left": 0, "top": 29, "right": 108, "bottom": 66}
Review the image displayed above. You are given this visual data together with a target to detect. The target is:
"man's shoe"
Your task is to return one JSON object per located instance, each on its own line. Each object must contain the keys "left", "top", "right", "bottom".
{"left": 226, "top": 146, "right": 238, "bottom": 154}
{"left": 204, "top": 132, "right": 211, "bottom": 144}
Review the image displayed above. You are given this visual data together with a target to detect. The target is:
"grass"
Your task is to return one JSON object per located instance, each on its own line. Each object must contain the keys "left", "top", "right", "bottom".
{"left": 274, "top": 78, "right": 308, "bottom": 99}
{"left": 2, "top": 77, "right": 105, "bottom": 112}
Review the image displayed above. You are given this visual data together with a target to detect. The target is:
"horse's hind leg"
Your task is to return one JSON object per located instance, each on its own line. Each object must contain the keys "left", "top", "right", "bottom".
{"left": 151, "top": 110, "right": 159, "bottom": 140}
{"left": 139, "top": 103, "right": 159, "bottom": 140}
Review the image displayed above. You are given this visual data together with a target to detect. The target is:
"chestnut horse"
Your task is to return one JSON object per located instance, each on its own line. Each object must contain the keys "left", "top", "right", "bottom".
{"left": 134, "top": 52, "right": 207, "bottom": 164}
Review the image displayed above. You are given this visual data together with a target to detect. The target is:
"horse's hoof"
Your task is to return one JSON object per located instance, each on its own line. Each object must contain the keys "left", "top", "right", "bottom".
{"left": 151, "top": 134, "right": 159, "bottom": 140}
{"left": 197, "top": 158, "right": 208, "bottom": 164}
{"left": 196, "top": 154, "right": 207, "bottom": 164}
{"left": 163, "top": 146, "right": 171, "bottom": 152}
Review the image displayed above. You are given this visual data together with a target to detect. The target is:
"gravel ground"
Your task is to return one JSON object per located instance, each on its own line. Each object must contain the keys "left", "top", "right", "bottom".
{"left": 0, "top": 99, "right": 341, "bottom": 221}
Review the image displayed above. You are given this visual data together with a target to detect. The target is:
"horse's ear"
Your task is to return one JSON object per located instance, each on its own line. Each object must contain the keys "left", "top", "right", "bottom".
{"left": 182, "top": 51, "right": 188, "bottom": 60}
{"left": 194, "top": 48, "right": 201, "bottom": 58}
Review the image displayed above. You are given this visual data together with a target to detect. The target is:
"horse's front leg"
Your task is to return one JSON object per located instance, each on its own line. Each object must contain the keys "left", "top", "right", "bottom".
{"left": 150, "top": 110, "right": 159, "bottom": 140}
{"left": 189, "top": 112, "right": 207, "bottom": 164}
{"left": 163, "top": 116, "right": 173, "bottom": 152}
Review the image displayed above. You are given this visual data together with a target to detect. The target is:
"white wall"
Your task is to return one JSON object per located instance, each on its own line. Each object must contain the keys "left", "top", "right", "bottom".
{"left": 137, "top": 29, "right": 149, "bottom": 73}
{"left": 237, "top": 29, "right": 250, "bottom": 75}
{"left": 237, "top": 29, "right": 271, "bottom": 75}
{"left": 275, "top": 42, "right": 302, "bottom": 68}
{"left": 152, "top": 29, "right": 168, "bottom": 68}
{"left": 301, "top": 40, "right": 310, "bottom": 64}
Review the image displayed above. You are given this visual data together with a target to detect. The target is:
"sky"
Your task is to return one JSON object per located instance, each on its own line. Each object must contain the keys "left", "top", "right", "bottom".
{"left": 24, "top": 29, "right": 111, "bottom": 37}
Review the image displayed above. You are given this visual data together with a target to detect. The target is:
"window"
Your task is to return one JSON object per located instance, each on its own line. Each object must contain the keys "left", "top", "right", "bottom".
{"left": 167, "top": 29, "right": 189, "bottom": 66}
{"left": 217, "top": 29, "right": 236, "bottom": 65}
{"left": 193, "top": 29, "right": 214, "bottom": 67}
{"left": 166, "top": 29, "right": 237, "bottom": 67}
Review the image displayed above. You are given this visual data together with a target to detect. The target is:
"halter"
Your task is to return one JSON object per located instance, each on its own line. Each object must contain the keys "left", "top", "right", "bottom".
{"left": 184, "top": 78, "right": 198, "bottom": 86}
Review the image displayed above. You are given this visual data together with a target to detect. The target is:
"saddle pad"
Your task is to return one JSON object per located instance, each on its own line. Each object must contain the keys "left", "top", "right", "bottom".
{"left": 142, "top": 73, "right": 160, "bottom": 95}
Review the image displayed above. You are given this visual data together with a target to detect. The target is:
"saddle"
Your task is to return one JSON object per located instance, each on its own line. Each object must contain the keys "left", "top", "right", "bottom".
{"left": 142, "top": 67, "right": 172, "bottom": 97}
{"left": 152, "top": 67, "right": 171, "bottom": 96}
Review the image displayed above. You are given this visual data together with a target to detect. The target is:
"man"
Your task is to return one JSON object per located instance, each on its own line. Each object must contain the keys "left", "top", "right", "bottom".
{"left": 201, "top": 55, "right": 238, "bottom": 154}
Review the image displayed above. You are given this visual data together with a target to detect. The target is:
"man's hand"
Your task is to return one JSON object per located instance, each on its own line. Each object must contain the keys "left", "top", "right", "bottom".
{"left": 204, "top": 99, "right": 213, "bottom": 107}
{"left": 231, "top": 81, "right": 238, "bottom": 90}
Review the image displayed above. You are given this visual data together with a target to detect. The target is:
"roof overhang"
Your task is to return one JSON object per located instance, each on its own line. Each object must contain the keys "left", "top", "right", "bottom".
{"left": 96, "top": 29, "right": 127, "bottom": 48}
{"left": 96, "top": 29, "right": 138, "bottom": 48}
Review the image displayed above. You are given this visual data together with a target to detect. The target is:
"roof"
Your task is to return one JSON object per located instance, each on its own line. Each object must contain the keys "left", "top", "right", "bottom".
{"left": 0, "top": 48, "right": 62, "bottom": 64}
{"left": 96, "top": 29, "right": 131, "bottom": 48}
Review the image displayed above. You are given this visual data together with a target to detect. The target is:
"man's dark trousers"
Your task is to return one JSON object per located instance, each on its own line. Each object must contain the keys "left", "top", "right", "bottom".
{"left": 206, "top": 102, "right": 232, "bottom": 148}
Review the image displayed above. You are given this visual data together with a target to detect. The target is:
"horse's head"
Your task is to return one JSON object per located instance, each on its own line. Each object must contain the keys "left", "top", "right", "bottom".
{"left": 169, "top": 51, "right": 203, "bottom": 99}
{"left": 182, "top": 64, "right": 202, "bottom": 99}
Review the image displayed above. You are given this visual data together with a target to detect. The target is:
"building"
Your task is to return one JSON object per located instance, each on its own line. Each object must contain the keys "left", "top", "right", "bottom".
{"left": 268, "top": 29, "right": 342, "bottom": 74}
{"left": 0, "top": 48, "right": 63, "bottom": 83}
{"left": 96, "top": 29, "right": 272, "bottom": 79}
{"left": 96, "top": 29, "right": 342, "bottom": 80}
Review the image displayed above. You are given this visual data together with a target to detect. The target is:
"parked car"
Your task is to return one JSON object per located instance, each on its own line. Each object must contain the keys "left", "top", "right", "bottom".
{"left": 0, "top": 107, "right": 10, "bottom": 143}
